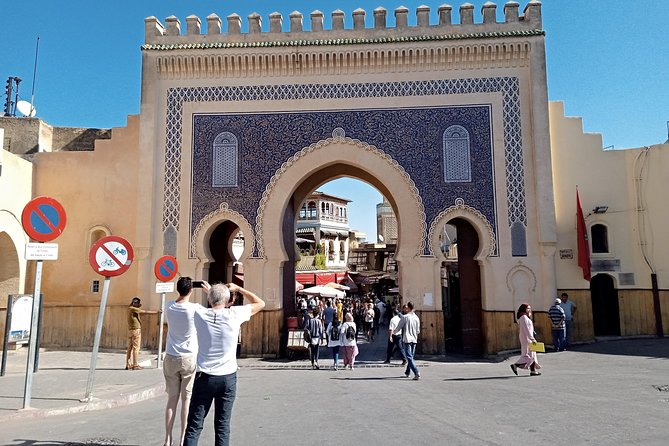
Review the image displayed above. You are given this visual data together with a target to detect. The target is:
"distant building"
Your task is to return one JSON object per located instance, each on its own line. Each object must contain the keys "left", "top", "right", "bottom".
{"left": 295, "top": 191, "right": 351, "bottom": 284}
{"left": 376, "top": 197, "right": 398, "bottom": 244}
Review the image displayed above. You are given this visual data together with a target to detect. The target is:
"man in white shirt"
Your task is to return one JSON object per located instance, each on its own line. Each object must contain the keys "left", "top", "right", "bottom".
{"left": 384, "top": 309, "right": 407, "bottom": 365}
{"left": 183, "top": 283, "right": 265, "bottom": 446}
{"left": 393, "top": 302, "right": 421, "bottom": 380}
{"left": 559, "top": 292, "right": 577, "bottom": 349}
{"left": 163, "top": 276, "right": 205, "bottom": 446}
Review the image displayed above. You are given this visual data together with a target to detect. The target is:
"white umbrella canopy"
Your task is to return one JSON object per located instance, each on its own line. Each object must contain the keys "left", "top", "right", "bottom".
{"left": 325, "top": 282, "right": 350, "bottom": 291}
{"left": 298, "top": 285, "right": 345, "bottom": 298}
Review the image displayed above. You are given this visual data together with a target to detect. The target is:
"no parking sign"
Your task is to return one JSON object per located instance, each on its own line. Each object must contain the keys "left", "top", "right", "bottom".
{"left": 21, "top": 196, "right": 67, "bottom": 242}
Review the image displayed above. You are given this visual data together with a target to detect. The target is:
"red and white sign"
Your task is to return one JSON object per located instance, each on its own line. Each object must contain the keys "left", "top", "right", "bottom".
{"left": 89, "top": 236, "right": 134, "bottom": 277}
{"left": 21, "top": 196, "right": 67, "bottom": 243}
{"left": 154, "top": 255, "right": 178, "bottom": 282}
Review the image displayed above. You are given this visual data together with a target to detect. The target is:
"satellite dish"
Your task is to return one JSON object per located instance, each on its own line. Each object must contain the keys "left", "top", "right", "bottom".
{"left": 16, "top": 100, "right": 37, "bottom": 117}
{"left": 378, "top": 234, "right": 384, "bottom": 242}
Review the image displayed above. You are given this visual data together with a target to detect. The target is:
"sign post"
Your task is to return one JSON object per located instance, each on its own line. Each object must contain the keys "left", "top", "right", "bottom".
{"left": 83, "top": 235, "right": 134, "bottom": 402}
{"left": 20, "top": 196, "right": 66, "bottom": 409}
{"left": 154, "top": 255, "right": 178, "bottom": 369}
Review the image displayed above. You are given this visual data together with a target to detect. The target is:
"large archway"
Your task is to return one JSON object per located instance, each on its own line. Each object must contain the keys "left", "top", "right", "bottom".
{"left": 0, "top": 232, "right": 20, "bottom": 298}
{"left": 258, "top": 134, "right": 446, "bottom": 354}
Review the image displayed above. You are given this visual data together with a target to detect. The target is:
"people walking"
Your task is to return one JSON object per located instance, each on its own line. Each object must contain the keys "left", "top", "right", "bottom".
{"left": 393, "top": 302, "right": 421, "bottom": 380}
{"left": 341, "top": 313, "right": 358, "bottom": 369}
{"left": 305, "top": 308, "right": 324, "bottom": 369}
{"left": 548, "top": 298, "right": 566, "bottom": 352}
{"left": 326, "top": 317, "right": 343, "bottom": 370}
{"left": 510, "top": 303, "right": 542, "bottom": 376}
{"left": 364, "top": 302, "right": 375, "bottom": 341}
{"left": 384, "top": 309, "right": 407, "bottom": 364}
{"left": 183, "top": 283, "right": 265, "bottom": 446}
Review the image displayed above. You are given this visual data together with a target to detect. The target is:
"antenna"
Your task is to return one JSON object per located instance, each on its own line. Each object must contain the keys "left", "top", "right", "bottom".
{"left": 29, "top": 37, "right": 40, "bottom": 117}
{"left": 3, "top": 77, "right": 21, "bottom": 116}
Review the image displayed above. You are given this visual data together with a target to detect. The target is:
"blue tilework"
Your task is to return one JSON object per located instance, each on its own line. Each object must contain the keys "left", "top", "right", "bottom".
{"left": 191, "top": 106, "right": 496, "bottom": 257}
{"left": 162, "top": 77, "right": 526, "bottom": 257}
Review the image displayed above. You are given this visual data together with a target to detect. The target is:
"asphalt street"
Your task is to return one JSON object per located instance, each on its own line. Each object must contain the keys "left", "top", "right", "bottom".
{"left": 2, "top": 337, "right": 668, "bottom": 446}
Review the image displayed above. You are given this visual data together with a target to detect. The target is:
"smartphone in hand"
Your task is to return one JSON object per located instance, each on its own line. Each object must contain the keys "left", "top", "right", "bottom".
{"left": 192, "top": 280, "right": 204, "bottom": 288}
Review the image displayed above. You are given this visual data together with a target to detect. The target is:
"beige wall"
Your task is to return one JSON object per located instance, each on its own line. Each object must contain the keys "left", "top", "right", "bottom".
{"left": 32, "top": 116, "right": 146, "bottom": 309}
{"left": 0, "top": 148, "right": 33, "bottom": 298}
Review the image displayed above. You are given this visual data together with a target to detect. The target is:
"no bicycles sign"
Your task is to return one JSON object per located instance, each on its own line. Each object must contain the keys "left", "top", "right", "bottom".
{"left": 88, "top": 236, "right": 134, "bottom": 277}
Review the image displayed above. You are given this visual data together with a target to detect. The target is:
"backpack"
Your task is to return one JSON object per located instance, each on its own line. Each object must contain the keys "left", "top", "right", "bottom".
{"left": 330, "top": 323, "right": 341, "bottom": 341}
{"left": 303, "top": 327, "right": 312, "bottom": 344}
{"left": 345, "top": 324, "right": 356, "bottom": 341}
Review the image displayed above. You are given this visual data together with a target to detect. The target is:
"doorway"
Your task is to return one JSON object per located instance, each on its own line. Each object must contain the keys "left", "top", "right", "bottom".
{"left": 441, "top": 218, "right": 483, "bottom": 355}
{"left": 207, "top": 221, "right": 242, "bottom": 286}
{"left": 591, "top": 274, "right": 620, "bottom": 336}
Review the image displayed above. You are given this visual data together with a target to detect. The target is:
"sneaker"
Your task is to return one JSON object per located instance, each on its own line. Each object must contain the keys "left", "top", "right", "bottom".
{"left": 510, "top": 364, "right": 518, "bottom": 376}
{"left": 333, "top": 366, "right": 338, "bottom": 371}
{"left": 315, "top": 363, "right": 320, "bottom": 370}
{"left": 412, "top": 375, "right": 421, "bottom": 381}
{"left": 404, "top": 373, "right": 410, "bottom": 378}
{"left": 530, "top": 371, "right": 542, "bottom": 376}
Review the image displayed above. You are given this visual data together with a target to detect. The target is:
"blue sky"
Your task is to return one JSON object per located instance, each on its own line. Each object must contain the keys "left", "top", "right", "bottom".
{"left": 3, "top": 1, "right": 667, "bottom": 239}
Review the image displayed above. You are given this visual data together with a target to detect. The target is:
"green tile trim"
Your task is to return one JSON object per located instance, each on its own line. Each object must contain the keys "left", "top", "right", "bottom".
{"left": 142, "top": 29, "right": 545, "bottom": 51}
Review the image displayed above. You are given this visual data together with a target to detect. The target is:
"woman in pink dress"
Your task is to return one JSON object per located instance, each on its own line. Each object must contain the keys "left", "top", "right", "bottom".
{"left": 510, "top": 303, "right": 542, "bottom": 376}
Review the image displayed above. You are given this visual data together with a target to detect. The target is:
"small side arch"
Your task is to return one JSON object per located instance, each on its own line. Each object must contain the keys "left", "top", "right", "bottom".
{"left": 428, "top": 198, "right": 496, "bottom": 261}
{"left": 191, "top": 202, "right": 254, "bottom": 262}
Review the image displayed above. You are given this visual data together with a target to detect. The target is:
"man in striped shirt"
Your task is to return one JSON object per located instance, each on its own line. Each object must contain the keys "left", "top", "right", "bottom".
{"left": 548, "top": 298, "right": 566, "bottom": 352}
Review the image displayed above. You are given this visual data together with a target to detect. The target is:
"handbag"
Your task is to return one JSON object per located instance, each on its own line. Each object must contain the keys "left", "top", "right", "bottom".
{"left": 529, "top": 342, "right": 545, "bottom": 353}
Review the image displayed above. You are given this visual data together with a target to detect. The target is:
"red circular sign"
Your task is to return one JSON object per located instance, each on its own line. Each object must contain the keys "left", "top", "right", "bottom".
{"left": 21, "top": 196, "right": 67, "bottom": 242}
{"left": 88, "top": 236, "right": 134, "bottom": 277}
{"left": 154, "top": 255, "right": 178, "bottom": 282}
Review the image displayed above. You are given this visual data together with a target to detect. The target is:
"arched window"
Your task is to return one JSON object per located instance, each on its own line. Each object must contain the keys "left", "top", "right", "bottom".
{"left": 321, "top": 202, "right": 326, "bottom": 215}
{"left": 212, "top": 132, "right": 239, "bottom": 187}
{"left": 340, "top": 241, "right": 346, "bottom": 260}
{"left": 591, "top": 224, "right": 609, "bottom": 253}
{"left": 443, "top": 125, "right": 472, "bottom": 183}
{"left": 328, "top": 240, "right": 335, "bottom": 260}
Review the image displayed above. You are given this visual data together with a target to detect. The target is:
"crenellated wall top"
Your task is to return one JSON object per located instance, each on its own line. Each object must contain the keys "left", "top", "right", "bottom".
{"left": 142, "top": 1, "right": 543, "bottom": 50}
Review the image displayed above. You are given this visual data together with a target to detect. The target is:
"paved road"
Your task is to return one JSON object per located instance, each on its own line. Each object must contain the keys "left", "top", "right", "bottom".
{"left": 2, "top": 338, "right": 668, "bottom": 446}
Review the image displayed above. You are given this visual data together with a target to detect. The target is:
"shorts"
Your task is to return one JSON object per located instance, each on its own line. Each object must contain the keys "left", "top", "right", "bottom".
{"left": 163, "top": 353, "right": 197, "bottom": 399}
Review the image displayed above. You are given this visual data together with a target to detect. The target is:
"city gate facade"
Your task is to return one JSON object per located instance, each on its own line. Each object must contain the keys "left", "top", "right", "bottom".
{"left": 135, "top": 1, "right": 556, "bottom": 355}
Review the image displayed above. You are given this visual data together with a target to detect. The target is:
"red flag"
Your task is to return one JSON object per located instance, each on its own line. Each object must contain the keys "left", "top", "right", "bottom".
{"left": 576, "top": 189, "right": 591, "bottom": 281}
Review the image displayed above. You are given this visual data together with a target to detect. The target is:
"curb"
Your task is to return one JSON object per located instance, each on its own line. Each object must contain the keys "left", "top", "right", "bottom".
{"left": 0, "top": 382, "right": 165, "bottom": 422}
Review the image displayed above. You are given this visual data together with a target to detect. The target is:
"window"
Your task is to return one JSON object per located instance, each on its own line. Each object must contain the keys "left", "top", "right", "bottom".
{"left": 591, "top": 224, "right": 609, "bottom": 253}
{"left": 328, "top": 240, "right": 335, "bottom": 260}
{"left": 443, "top": 125, "right": 472, "bottom": 183}
{"left": 212, "top": 132, "right": 239, "bottom": 187}
{"left": 299, "top": 204, "right": 307, "bottom": 219}
{"left": 340, "top": 241, "right": 346, "bottom": 260}
{"left": 307, "top": 202, "right": 317, "bottom": 219}
{"left": 91, "top": 280, "right": 100, "bottom": 293}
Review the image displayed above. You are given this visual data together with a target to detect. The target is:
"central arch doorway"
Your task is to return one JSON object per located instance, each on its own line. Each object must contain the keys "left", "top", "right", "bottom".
{"left": 206, "top": 221, "right": 244, "bottom": 288}
{"left": 440, "top": 218, "right": 483, "bottom": 355}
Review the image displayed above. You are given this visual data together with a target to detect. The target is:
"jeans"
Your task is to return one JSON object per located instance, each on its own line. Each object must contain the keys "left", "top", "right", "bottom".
{"left": 565, "top": 320, "right": 573, "bottom": 347}
{"left": 331, "top": 345, "right": 340, "bottom": 367}
{"left": 183, "top": 372, "right": 237, "bottom": 446}
{"left": 551, "top": 328, "right": 566, "bottom": 352}
{"left": 404, "top": 342, "right": 419, "bottom": 377}
{"left": 386, "top": 334, "right": 406, "bottom": 362}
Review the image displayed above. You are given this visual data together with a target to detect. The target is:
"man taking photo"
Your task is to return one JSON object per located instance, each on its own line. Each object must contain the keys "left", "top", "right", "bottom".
{"left": 183, "top": 283, "right": 265, "bottom": 446}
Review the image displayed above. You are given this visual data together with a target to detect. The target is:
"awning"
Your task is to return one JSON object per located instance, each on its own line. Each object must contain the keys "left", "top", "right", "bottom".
{"left": 296, "top": 237, "right": 315, "bottom": 243}
{"left": 320, "top": 229, "right": 349, "bottom": 238}
{"left": 296, "top": 227, "right": 316, "bottom": 234}
{"left": 316, "top": 273, "right": 336, "bottom": 285}
{"left": 296, "top": 273, "right": 315, "bottom": 285}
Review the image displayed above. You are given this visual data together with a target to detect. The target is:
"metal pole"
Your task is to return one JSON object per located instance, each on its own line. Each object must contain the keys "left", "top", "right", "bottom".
{"left": 157, "top": 292, "right": 166, "bottom": 369}
{"left": 34, "top": 294, "right": 43, "bottom": 372}
{"left": 1, "top": 295, "right": 14, "bottom": 377}
{"left": 22, "top": 260, "right": 43, "bottom": 409}
{"left": 651, "top": 273, "right": 664, "bottom": 337}
{"left": 82, "top": 276, "right": 111, "bottom": 402}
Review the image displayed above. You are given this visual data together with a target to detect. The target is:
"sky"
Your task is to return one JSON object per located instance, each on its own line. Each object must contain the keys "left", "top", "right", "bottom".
{"left": 3, "top": 1, "right": 667, "bottom": 239}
